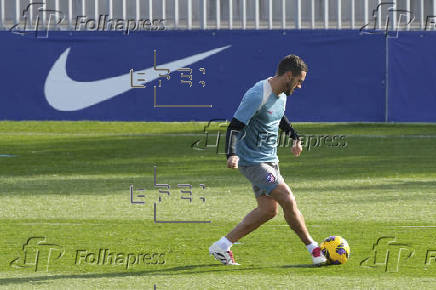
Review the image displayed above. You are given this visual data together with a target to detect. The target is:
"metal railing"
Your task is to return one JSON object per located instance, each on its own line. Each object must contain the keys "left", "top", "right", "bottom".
{"left": 1, "top": 0, "right": 435, "bottom": 31}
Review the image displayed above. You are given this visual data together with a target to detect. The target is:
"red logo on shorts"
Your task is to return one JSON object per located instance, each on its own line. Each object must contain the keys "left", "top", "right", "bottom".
{"left": 266, "top": 173, "right": 276, "bottom": 183}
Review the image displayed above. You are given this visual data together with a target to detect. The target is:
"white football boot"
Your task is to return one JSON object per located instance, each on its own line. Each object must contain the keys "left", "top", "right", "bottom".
{"left": 209, "top": 242, "right": 240, "bottom": 265}
{"left": 311, "top": 246, "right": 327, "bottom": 265}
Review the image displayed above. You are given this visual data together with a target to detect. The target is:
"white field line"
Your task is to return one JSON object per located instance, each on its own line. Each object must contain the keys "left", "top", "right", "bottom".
{"left": 346, "top": 135, "right": 436, "bottom": 138}
{"left": 18, "top": 222, "right": 105, "bottom": 226}
{"left": 392, "top": 226, "right": 436, "bottom": 228}
{"left": 267, "top": 225, "right": 436, "bottom": 228}
{"left": 0, "top": 132, "right": 205, "bottom": 136}
{"left": 265, "top": 224, "right": 321, "bottom": 227}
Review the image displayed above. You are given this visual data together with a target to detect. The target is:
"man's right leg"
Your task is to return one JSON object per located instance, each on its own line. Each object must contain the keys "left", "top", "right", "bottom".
{"left": 270, "top": 183, "right": 327, "bottom": 265}
{"left": 270, "top": 184, "right": 313, "bottom": 245}
{"left": 209, "top": 194, "right": 278, "bottom": 265}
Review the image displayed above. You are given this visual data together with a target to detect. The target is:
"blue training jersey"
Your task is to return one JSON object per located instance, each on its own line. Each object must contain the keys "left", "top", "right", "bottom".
{"left": 234, "top": 78, "right": 287, "bottom": 166}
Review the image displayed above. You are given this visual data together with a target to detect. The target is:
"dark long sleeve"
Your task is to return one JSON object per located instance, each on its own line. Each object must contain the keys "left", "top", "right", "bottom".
{"left": 279, "top": 116, "right": 300, "bottom": 140}
{"left": 225, "top": 117, "right": 245, "bottom": 159}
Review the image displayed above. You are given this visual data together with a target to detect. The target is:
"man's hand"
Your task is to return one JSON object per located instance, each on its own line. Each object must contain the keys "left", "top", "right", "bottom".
{"left": 227, "top": 155, "right": 239, "bottom": 168}
{"left": 291, "top": 139, "right": 303, "bottom": 157}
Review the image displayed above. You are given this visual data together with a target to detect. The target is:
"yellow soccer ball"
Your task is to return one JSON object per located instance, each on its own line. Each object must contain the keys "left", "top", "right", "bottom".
{"left": 320, "top": 236, "right": 350, "bottom": 265}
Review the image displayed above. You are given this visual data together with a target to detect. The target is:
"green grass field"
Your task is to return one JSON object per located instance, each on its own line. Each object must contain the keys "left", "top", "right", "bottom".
{"left": 1, "top": 121, "right": 436, "bottom": 289}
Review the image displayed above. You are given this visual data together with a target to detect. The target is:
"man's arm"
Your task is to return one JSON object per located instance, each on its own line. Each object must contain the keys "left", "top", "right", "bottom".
{"left": 225, "top": 117, "right": 245, "bottom": 159}
{"left": 279, "top": 116, "right": 299, "bottom": 140}
{"left": 279, "top": 116, "right": 302, "bottom": 157}
{"left": 225, "top": 117, "right": 245, "bottom": 168}
{"left": 225, "top": 86, "right": 263, "bottom": 167}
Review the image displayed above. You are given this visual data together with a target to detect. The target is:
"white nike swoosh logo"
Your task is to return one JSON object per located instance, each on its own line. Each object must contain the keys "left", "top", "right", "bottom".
{"left": 44, "top": 45, "right": 231, "bottom": 111}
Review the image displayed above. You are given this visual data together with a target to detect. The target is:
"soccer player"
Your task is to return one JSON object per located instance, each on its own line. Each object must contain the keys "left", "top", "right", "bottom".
{"left": 209, "top": 54, "right": 327, "bottom": 266}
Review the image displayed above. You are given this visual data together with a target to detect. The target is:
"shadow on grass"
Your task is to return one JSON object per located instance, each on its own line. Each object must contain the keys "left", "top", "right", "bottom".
{"left": 0, "top": 263, "right": 321, "bottom": 285}
{"left": 280, "top": 264, "right": 325, "bottom": 268}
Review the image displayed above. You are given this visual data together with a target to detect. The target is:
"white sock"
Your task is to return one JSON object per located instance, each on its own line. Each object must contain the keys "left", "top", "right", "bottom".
{"left": 217, "top": 236, "right": 233, "bottom": 251}
{"left": 306, "top": 241, "right": 319, "bottom": 254}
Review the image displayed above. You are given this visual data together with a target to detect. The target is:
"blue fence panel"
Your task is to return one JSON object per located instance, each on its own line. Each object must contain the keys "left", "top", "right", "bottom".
{"left": 0, "top": 30, "right": 388, "bottom": 121}
{"left": 388, "top": 32, "right": 436, "bottom": 122}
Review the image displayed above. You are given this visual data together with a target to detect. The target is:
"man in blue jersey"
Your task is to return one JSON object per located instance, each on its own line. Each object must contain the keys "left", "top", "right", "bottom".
{"left": 209, "top": 54, "right": 327, "bottom": 266}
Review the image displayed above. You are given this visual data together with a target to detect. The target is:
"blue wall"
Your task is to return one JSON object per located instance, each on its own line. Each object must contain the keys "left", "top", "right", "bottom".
{"left": 388, "top": 33, "right": 436, "bottom": 122}
{"left": 0, "top": 30, "right": 434, "bottom": 122}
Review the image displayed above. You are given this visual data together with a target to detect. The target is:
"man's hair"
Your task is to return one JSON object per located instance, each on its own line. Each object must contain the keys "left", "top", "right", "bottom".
{"left": 276, "top": 54, "right": 308, "bottom": 77}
